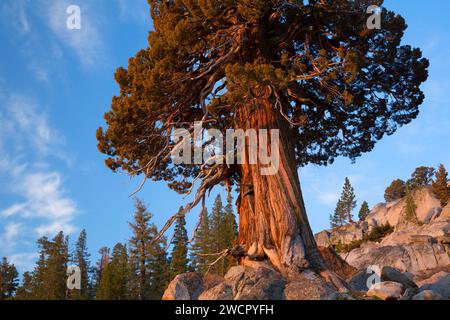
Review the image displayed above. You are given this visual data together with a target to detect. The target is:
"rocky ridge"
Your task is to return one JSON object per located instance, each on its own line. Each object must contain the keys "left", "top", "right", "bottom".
{"left": 163, "top": 187, "right": 449, "bottom": 300}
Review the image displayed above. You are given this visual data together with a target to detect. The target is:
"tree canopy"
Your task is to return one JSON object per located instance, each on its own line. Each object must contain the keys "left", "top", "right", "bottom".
{"left": 97, "top": 0, "right": 429, "bottom": 198}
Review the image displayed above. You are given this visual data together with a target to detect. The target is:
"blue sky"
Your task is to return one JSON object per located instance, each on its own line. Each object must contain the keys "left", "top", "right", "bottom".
{"left": 0, "top": 0, "right": 449, "bottom": 273}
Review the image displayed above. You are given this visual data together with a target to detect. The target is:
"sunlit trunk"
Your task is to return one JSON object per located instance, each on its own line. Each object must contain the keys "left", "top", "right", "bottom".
{"left": 235, "top": 98, "right": 325, "bottom": 278}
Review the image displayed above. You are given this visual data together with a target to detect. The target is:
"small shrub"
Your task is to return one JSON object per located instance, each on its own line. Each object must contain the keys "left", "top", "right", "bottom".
{"left": 334, "top": 223, "right": 394, "bottom": 253}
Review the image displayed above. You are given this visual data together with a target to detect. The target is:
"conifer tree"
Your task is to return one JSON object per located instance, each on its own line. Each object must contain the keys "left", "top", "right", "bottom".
{"left": 128, "top": 198, "right": 157, "bottom": 300}
{"left": 403, "top": 185, "right": 419, "bottom": 225}
{"left": 222, "top": 194, "right": 238, "bottom": 272}
{"left": 92, "top": 246, "right": 110, "bottom": 297}
{"left": 409, "top": 166, "right": 435, "bottom": 189}
{"left": 31, "top": 232, "right": 69, "bottom": 300}
{"left": 170, "top": 207, "right": 190, "bottom": 278}
{"left": 98, "top": 0, "right": 429, "bottom": 282}
{"left": 69, "top": 229, "right": 91, "bottom": 300}
{"left": 209, "top": 195, "right": 227, "bottom": 275}
{"left": 358, "top": 201, "right": 370, "bottom": 222}
{"left": 432, "top": 164, "right": 450, "bottom": 207}
{"left": 190, "top": 208, "right": 212, "bottom": 274}
{"left": 338, "top": 178, "right": 357, "bottom": 224}
{"left": 384, "top": 179, "right": 406, "bottom": 202}
{"left": 15, "top": 272, "right": 33, "bottom": 300}
{"left": 97, "top": 243, "right": 130, "bottom": 300}
{"left": 148, "top": 237, "right": 170, "bottom": 300}
{"left": 330, "top": 199, "right": 345, "bottom": 228}
{"left": 0, "top": 257, "right": 19, "bottom": 300}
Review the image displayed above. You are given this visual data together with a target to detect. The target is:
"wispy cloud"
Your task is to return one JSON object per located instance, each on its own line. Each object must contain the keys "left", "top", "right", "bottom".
{"left": 44, "top": 0, "right": 105, "bottom": 66}
{"left": 0, "top": 93, "right": 77, "bottom": 254}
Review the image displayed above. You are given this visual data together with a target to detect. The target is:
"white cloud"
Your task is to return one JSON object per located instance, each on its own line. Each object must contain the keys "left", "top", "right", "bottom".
{"left": 0, "top": 93, "right": 77, "bottom": 252}
{"left": 9, "top": 252, "right": 38, "bottom": 273}
{"left": 3, "top": 222, "right": 23, "bottom": 243}
{"left": 36, "top": 221, "right": 76, "bottom": 238}
{"left": 0, "top": 204, "right": 27, "bottom": 218}
{"left": 44, "top": 0, "right": 104, "bottom": 66}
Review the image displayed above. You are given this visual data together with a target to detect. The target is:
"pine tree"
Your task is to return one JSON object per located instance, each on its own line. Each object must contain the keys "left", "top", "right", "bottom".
{"left": 31, "top": 232, "right": 69, "bottom": 300}
{"left": 403, "top": 185, "right": 419, "bottom": 225}
{"left": 148, "top": 236, "right": 170, "bottom": 300}
{"left": 0, "top": 257, "right": 19, "bottom": 300}
{"left": 98, "top": 0, "right": 429, "bottom": 277}
{"left": 432, "top": 164, "right": 450, "bottom": 207}
{"left": 222, "top": 194, "right": 238, "bottom": 272}
{"left": 384, "top": 179, "right": 406, "bottom": 202}
{"left": 92, "top": 246, "right": 109, "bottom": 297}
{"left": 209, "top": 195, "right": 226, "bottom": 275}
{"left": 96, "top": 243, "right": 130, "bottom": 300}
{"left": 69, "top": 229, "right": 91, "bottom": 300}
{"left": 358, "top": 201, "right": 370, "bottom": 222}
{"left": 330, "top": 199, "right": 345, "bottom": 228}
{"left": 15, "top": 271, "right": 33, "bottom": 300}
{"left": 338, "top": 178, "right": 357, "bottom": 224}
{"left": 170, "top": 207, "right": 189, "bottom": 278}
{"left": 409, "top": 166, "right": 435, "bottom": 189}
{"left": 128, "top": 198, "right": 158, "bottom": 300}
{"left": 190, "top": 208, "right": 212, "bottom": 274}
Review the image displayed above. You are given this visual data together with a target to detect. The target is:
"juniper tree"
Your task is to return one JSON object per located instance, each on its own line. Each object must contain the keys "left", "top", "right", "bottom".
{"left": 409, "top": 166, "right": 435, "bottom": 189}
{"left": 384, "top": 179, "right": 406, "bottom": 202}
{"left": 358, "top": 201, "right": 370, "bottom": 221}
{"left": 170, "top": 207, "right": 190, "bottom": 277}
{"left": 0, "top": 257, "right": 19, "bottom": 300}
{"left": 432, "top": 164, "right": 450, "bottom": 207}
{"left": 97, "top": 0, "right": 429, "bottom": 286}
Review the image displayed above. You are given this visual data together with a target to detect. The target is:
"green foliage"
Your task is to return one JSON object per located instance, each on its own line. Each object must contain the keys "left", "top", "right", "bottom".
{"left": 409, "top": 166, "right": 435, "bottom": 189}
{"left": 208, "top": 194, "right": 238, "bottom": 276}
{"left": 358, "top": 201, "right": 370, "bottom": 222}
{"left": 190, "top": 194, "right": 237, "bottom": 276}
{"left": 96, "top": 243, "right": 130, "bottom": 300}
{"left": 15, "top": 272, "right": 33, "bottom": 300}
{"left": 330, "top": 200, "right": 345, "bottom": 228}
{"left": 68, "top": 229, "right": 91, "bottom": 300}
{"left": 335, "top": 177, "right": 357, "bottom": 224}
{"left": 384, "top": 179, "right": 406, "bottom": 202}
{"left": 335, "top": 223, "right": 394, "bottom": 254}
{"left": 128, "top": 198, "right": 170, "bottom": 300}
{"left": 0, "top": 257, "right": 19, "bottom": 300}
{"left": 29, "top": 232, "right": 69, "bottom": 300}
{"left": 432, "top": 164, "right": 450, "bottom": 207}
{"left": 170, "top": 207, "right": 190, "bottom": 278}
{"left": 128, "top": 199, "right": 158, "bottom": 300}
{"left": 190, "top": 208, "right": 212, "bottom": 274}
{"left": 403, "top": 185, "right": 419, "bottom": 225}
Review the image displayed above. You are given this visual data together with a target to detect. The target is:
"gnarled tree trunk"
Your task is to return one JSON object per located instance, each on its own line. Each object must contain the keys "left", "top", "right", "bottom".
{"left": 235, "top": 97, "right": 332, "bottom": 281}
